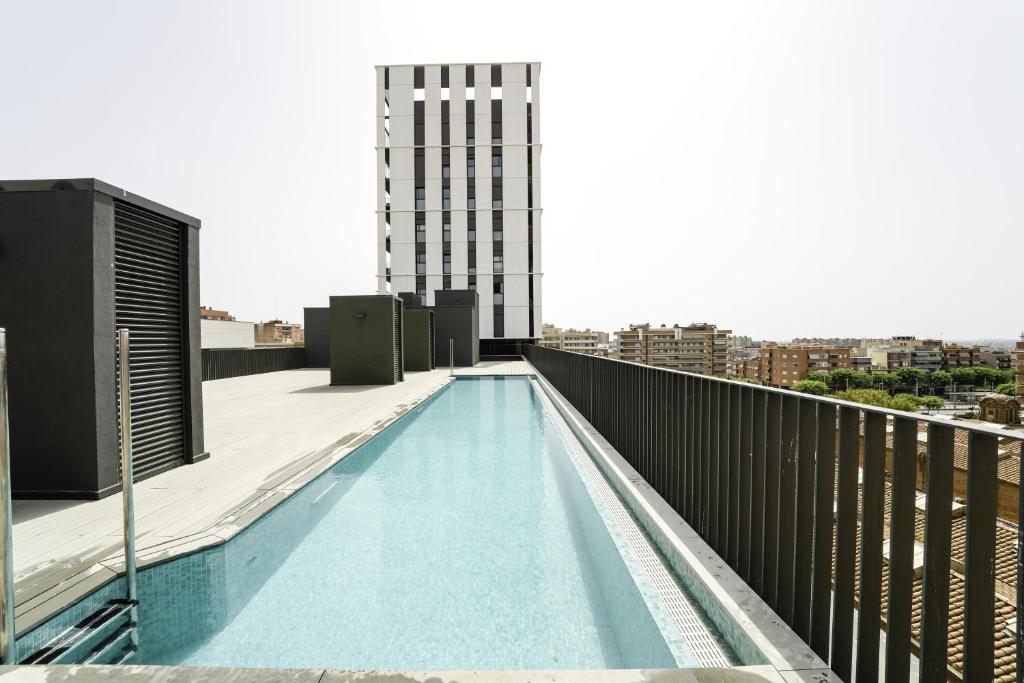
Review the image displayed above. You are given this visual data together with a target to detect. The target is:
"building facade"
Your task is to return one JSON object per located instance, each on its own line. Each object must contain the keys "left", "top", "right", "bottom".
{"left": 376, "top": 63, "right": 542, "bottom": 345}
{"left": 1017, "top": 340, "right": 1024, "bottom": 397}
{"left": 200, "top": 306, "right": 234, "bottom": 321}
{"left": 613, "top": 323, "right": 730, "bottom": 375}
{"left": 256, "top": 320, "right": 303, "bottom": 345}
{"left": 540, "top": 324, "right": 602, "bottom": 355}
{"left": 759, "top": 345, "right": 852, "bottom": 387}
{"left": 942, "top": 343, "right": 980, "bottom": 369}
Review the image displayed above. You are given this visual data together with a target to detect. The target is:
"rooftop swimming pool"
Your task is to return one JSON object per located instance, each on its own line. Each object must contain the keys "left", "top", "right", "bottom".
{"left": 21, "top": 376, "right": 737, "bottom": 669}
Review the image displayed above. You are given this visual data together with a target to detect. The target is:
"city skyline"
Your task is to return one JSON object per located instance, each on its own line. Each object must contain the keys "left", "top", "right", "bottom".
{"left": 1, "top": 1, "right": 1020, "bottom": 339}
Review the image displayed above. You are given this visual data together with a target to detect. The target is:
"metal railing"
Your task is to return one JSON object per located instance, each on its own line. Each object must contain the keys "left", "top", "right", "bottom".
{"left": 116, "top": 330, "right": 139, "bottom": 652}
{"left": 526, "top": 345, "right": 1023, "bottom": 682}
{"left": 201, "top": 346, "right": 305, "bottom": 381}
{"left": 0, "top": 329, "right": 16, "bottom": 665}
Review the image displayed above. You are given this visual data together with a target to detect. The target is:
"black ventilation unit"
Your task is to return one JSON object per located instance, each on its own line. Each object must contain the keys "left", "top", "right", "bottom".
{"left": 397, "top": 292, "right": 435, "bottom": 372}
{"left": 0, "top": 179, "right": 207, "bottom": 499}
{"left": 113, "top": 200, "right": 188, "bottom": 478}
{"left": 329, "top": 295, "right": 405, "bottom": 386}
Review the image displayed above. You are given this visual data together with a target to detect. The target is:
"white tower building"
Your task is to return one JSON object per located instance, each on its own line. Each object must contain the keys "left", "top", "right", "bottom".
{"left": 376, "top": 62, "right": 542, "bottom": 344}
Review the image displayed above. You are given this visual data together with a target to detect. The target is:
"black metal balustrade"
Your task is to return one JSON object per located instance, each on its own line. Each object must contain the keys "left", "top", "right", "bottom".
{"left": 201, "top": 347, "right": 305, "bottom": 381}
{"left": 525, "top": 345, "right": 1024, "bottom": 682}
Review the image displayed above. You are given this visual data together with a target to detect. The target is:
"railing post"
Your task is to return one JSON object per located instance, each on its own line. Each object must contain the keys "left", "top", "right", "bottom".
{"left": 449, "top": 339, "right": 454, "bottom": 377}
{"left": 117, "top": 329, "right": 139, "bottom": 647}
{"left": 0, "top": 329, "right": 17, "bottom": 664}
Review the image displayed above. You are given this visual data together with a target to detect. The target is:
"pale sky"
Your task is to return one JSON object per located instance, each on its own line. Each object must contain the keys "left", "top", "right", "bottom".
{"left": 2, "top": 1, "right": 1020, "bottom": 341}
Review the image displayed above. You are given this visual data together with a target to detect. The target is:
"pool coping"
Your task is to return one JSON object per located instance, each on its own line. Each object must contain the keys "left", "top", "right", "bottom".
{"left": 0, "top": 664, "right": 814, "bottom": 681}
{"left": 13, "top": 376, "right": 455, "bottom": 640}
{"left": 527, "top": 363, "right": 833, "bottom": 680}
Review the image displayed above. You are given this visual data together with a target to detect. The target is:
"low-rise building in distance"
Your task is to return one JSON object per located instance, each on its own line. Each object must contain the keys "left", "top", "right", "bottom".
{"left": 256, "top": 319, "right": 304, "bottom": 345}
{"left": 199, "top": 305, "right": 255, "bottom": 349}
{"left": 1017, "top": 339, "right": 1024, "bottom": 397}
{"left": 540, "top": 324, "right": 605, "bottom": 355}
{"left": 613, "top": 322, "right": 730, "bottom": 376}
{"left": 758, "top": 344, "right": 851, "bottom": 387}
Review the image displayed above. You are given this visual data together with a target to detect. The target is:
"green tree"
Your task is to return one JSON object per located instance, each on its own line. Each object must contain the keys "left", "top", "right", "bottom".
{"left": 928, "top": 370, "right": 952, "bottom": 389}
{"left": 834, "top": 389, "right": 894, "bottom": 408}
{"left": 792, "top": 379, "right": 829, "bottom": 396}
{"left": 830, "top": 368, "right": 873, "bottom": 390}
{"left": 805, "top": 370, "right": 831, "bottom": 385}
{"left": 995, "top": 382, "right": 1017, "bottom": 396}
{"left": 949, "top": 367, "right": 977, "bottom": 386}
{"left": 974, "top": 366, "right": 1002, "bottom": 388}
{"left": 869, "top": 371, "right": 897, "bottom": 391}
{"left": 833, "top": 388, "right": 923, "bottom": 412}
{"left": 889, "top": 394, "right": 923, "bottom": 412}
{"left": 894, "top": 367, "right": 927, "bottom": 390}
{"left": 918, "top": 396, "right": 945, "bottom": 411}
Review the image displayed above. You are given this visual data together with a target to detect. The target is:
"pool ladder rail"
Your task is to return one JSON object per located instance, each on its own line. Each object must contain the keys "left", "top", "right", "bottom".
{"left": 20, "top": 599, "right": 139, "bottom": 665}
{"left": 0, "top": 329, "right": 141, "bottom": 666}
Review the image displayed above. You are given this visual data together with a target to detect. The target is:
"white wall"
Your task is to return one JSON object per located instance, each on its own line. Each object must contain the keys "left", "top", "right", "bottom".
{"left": 201, "top": 319, "right": 255, "bottom": 349}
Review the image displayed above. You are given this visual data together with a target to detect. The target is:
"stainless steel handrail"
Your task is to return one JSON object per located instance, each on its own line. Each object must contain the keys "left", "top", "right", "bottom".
{"left": 449, "top": 339, "right": 454, "bottom": 377}
{"left": 0, "top": 329, "right": 16, "bottom": 664}
{"left": 117, "top": 329, "right": 138, "bottom": 649}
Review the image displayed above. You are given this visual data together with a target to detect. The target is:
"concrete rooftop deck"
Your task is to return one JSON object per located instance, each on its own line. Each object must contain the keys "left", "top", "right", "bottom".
{"left": 11, "top": 366, "right": 454, "bottom": 636}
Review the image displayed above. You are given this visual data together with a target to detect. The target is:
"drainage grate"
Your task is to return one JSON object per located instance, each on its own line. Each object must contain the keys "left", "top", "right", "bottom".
{"left": 533, "top": 380, "right": 732, "bottom": 668}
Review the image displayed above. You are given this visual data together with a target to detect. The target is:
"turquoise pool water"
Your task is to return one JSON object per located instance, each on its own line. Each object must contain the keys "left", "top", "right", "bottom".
{"left": 25, "top": 377, "right": 731, "bottom": 669}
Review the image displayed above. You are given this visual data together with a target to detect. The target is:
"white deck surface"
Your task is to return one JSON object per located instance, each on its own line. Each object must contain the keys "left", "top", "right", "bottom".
{"left": 11, "top": 367, "right": 453, "bottom": 633}
{"left": 454, "top": 359, "right": 532, "bottom": 376}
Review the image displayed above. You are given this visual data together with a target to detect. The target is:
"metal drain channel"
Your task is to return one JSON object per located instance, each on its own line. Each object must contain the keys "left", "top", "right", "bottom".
{"left": 533, "top": 380, "right": 732, "bottom": 668}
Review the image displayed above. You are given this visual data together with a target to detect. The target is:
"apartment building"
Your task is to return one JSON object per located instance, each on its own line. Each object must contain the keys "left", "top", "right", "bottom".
{"left": 942, "top": 343, "right": 980, "bottom": 369}
{"left": 613, "top": 323, "right": 730, "bottom": 375}
{"left": 978, "top": 348, "right": 1013, "bottom": 371}
{"left": 199, "top": 306, "right": 234, "bottom": 321}
{"left": 255, "top": 320, "right": 303, "bottom": 345}
{"left": 726, "top": 356, "right": 761, "bottom": 382}
{"left": 376, "top": 63, "right": 542, "bottom": 349}
{"left": 540, "top": 324, "right": 602, "bottom": 355}
{"left": 760, "top": 345, "right": 852, "bottom": 387}
{"left": 1017, "top": 340, "right": 1024, "bottom": 397}
{"left": 858, "top": 337, "right": 942, "bottom": 371}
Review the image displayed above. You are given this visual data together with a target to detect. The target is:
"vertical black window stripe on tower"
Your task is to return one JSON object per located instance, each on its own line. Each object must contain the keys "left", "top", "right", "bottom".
{"left": 113, "top": 199, "right": 187, "bottom": 479}
{"left": 413, "top": 65, "right": 424, "bottom": 89}
{"left": 441, "top": 65, "right": 449, "bottom": 88}
{"left": 441, "top": 101, "right": 450, "bottom": 145}
{"left": 491, "top": 100, "right": 502, "bottom": 144}
{"left": 414, "top": 101, "right": 425, "bottom": 147}
{"left": 491, "top": 64, "right": 501, "bottom": 86}
{"left": 384, "top": 66, "right": 389, "bottom": 89}
{"left": 528, "top": 208, "right": 535, "bottom": 338}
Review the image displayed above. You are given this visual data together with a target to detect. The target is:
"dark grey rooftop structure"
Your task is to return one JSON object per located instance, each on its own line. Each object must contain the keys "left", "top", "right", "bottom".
{"left": 329, "top": 295, "right": 404, "bottom": 385}
{"left": 433, "top": 289, "right": 479, "bottom": 368}
{"left": 0, "top": 178, "right": 207, "bottom": 499}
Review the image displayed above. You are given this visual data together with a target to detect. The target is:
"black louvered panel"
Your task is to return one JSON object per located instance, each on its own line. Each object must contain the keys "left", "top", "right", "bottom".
{"left": 428, "top": 311, "right": 434, "bottom": 370}
{"left": 394, "top": 300, "right": 403, "bottom": 383}
{"left": 114, "top": 200, "right": 186, "bottom": 478}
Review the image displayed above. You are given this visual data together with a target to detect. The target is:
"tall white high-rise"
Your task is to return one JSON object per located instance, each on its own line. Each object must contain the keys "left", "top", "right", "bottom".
{"left": 376, "top": 62, "right": 542, "bottom": 343}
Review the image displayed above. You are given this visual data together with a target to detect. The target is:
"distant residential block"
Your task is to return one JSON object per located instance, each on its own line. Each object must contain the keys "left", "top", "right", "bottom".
{"left": 256, "top": 319, "right": 303, "bottom": 345}
{"left": 540, "top": 324, "right": 604, "bottom": 355}
{"left": 613, "top": 322, "right": 730, "bottom": 376}
{"left": 758, "top": 344, "right": 851, "bottom": 387}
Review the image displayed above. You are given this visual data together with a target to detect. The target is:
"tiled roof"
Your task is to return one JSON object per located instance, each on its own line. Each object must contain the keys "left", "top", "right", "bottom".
{"left": 835, "top": 473, "right": 1018, "bottom": 681}
{"left": 882, "top": 422, "right": 1023, "bottom": 486}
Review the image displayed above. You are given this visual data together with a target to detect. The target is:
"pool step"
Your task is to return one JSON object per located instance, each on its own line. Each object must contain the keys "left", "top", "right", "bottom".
{"left": 21, "top": 598, "right": 138, "bottom": 665}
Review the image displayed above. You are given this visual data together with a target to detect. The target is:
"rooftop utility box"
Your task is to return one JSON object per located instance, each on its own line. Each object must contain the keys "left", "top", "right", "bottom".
{"left": 303, "top": 307, "right": 330, "bottom": 368}
{"left": 433, "top": 289, "right": 479, "bottom": 367}
{"left": 329, "top": 295, "right": 404, "bottom": 385}
{"left": 0, "top": 179, "right": 207, "bottom": 499}
{"left": 397, "top": 293, "right": 434, "bottom": 372}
